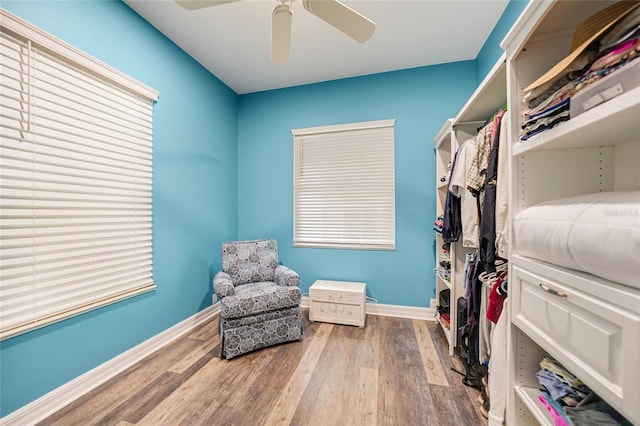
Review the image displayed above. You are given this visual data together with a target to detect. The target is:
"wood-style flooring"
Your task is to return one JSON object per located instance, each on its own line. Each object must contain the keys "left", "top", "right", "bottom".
{"left": 39, "top": 309, "right": 486, "bottom": 426}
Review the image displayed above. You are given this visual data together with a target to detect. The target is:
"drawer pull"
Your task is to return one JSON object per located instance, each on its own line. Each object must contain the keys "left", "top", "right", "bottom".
{"left": 539, "top": 283, "right": 567, "bottom": 298}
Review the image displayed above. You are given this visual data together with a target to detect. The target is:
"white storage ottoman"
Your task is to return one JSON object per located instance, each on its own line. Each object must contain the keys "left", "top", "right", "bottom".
{"left": 308, "top": 280, "right": 366, "bottom": 327}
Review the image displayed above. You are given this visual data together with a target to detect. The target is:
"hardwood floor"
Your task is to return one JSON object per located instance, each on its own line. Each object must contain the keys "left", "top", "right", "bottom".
{"left": 39, "top": 310, "right": 486, "bottom": 426}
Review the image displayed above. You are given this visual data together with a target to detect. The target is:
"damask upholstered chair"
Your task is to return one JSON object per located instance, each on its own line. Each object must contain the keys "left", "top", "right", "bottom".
{"left": 213, "top": 239, "right": 303, "bottom": 359}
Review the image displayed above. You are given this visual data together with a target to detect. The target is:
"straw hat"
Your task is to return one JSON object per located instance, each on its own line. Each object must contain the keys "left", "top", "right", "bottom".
{"left": 525, "top": 1, "right": 640, "bottom": 92}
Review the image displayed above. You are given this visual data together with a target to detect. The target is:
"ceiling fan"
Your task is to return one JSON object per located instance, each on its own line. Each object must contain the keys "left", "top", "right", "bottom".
{"left": 175, "top": 0, "right": 376, "bottom": 64}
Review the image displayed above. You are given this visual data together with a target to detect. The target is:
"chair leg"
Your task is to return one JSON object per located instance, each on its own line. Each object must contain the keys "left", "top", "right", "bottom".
{"left": 219, "top": 319, "right": 225, "bottom": 359}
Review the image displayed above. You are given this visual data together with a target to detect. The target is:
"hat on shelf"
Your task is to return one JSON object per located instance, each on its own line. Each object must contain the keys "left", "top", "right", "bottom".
{"left": 524, "top": 1, "right": 640, "bottom": 92}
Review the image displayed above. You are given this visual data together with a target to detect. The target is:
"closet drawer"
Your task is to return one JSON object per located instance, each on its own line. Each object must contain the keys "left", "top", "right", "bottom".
{"left": 512, "top": 265, "right": 640, "bottom": 423}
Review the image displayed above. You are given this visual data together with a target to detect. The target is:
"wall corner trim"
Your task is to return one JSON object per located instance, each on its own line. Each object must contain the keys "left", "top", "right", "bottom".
{"left": 1, "top": 303, "right": 221, "bottom": 425}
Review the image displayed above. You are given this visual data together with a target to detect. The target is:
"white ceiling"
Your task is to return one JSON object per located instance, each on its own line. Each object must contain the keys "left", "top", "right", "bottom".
{"left": 124, "top": 0, "right": 509, "bottom": 94}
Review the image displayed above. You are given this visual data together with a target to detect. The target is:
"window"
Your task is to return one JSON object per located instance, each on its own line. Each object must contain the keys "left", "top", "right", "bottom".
{"left": 0, "top": 10, "right": 159, "bottom": 340}
{"left": 292, "top": 119, "right": 395, "bottom": 250}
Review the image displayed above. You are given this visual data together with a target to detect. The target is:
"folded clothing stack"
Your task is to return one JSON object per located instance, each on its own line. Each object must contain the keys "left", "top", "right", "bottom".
{"left": 520, "top": 2, "right": 640, "bottom": 142}
{"left": 536, "top": 356, "right": 632, "bottom": 426}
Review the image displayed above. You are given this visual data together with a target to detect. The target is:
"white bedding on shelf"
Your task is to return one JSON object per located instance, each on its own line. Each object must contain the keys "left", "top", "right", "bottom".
{"left": 514, "top": 191, "right": 640, "bottom": 289}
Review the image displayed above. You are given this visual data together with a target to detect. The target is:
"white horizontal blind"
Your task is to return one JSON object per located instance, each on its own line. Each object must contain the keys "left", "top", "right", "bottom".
{"left": 0, "top": 22, "right": 157, "bottom": 340}
{"left": 293, "top": 120, "right": 395, "bottom": 250}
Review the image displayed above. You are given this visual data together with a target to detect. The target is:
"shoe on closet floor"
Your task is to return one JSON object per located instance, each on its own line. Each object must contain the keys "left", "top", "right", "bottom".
{"left": 480, "top": 393, "right": 490, "bottom": 419}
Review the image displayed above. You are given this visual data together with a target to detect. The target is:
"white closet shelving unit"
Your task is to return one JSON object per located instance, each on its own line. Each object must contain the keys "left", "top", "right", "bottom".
{"left": 434, "top": 118, "right": 454, "bottom": 353}
{"left": 502, "top": 1, "right": 640, "bottom": 425}
{"left": 433, "top": 54, "right": 507, "bottom": 356}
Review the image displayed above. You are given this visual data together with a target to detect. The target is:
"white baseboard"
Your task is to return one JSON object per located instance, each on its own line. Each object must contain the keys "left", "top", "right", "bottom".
{"left": 300, "top": 296, "right": 436, "bottom": 321}
{"left": 1, "top": 303, "right": 221, "bottom": 426}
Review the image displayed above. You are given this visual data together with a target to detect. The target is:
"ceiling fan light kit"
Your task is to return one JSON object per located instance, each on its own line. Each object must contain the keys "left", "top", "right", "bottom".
{"left": 271, "top": 2, "right": 293, "bottom": 64}
{"left": 176, "top": 0, "right": 376, "bottom": 63}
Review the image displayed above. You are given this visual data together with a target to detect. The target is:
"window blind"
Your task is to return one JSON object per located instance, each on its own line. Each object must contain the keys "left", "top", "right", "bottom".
{"left": 0, "top": 13, "right": 158, "bottom": 340}
{"left": 292, "top": 119, "right": 395, "bottom": 250}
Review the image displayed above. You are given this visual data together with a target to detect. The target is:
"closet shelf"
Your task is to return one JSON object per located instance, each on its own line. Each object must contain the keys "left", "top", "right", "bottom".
{"left": 432, "top": 53, "right": 507, "bottom": 358}
{"left": 512, "top": 86, "right": 640, "bottom": 156}
{"left": 436, "top": 274, "right": 451, "bottom": 290}
{"left": 504, "top": 1, "right": 639, "bottom": 423}
{"left": 514, "top": 386, "right": 554, "bottom": 426}
{"left": 435, "top": 312, "right": 452, "bottom": 346}
{"left": 454, "top": 53, "right": 506, "bottom": 123}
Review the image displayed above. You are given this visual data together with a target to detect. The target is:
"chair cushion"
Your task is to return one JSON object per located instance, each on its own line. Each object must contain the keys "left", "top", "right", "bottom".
{"left": 221, "top": 281, "right": 301, "bottom": 319}
{"left": 221, "top": 239, "right": 279, "bottom": 285}
{"left": 222, "top": 306, "right": 300, "bottom": 329}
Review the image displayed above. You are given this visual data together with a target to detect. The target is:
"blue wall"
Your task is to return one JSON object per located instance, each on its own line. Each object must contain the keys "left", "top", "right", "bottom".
{"left": 237, "top": 63, "right": 476, "bottom": 306}
{"left": 476, "top": 0, "right": 530, "bottom": 83}
{"left": 0, "top": 0, "right": 238, "bottom": 416}
{"left": 0, "top": 0, "right": 529, "bottom": 417}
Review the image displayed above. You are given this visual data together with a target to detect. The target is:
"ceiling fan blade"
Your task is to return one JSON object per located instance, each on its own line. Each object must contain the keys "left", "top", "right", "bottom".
{"left": 175, "top": 0, "right": 239, "bottom": 11}
{"left": 271, "top": 4, "right": 293, "bottom": 64}
{"left": 302, "top": 0, "right": 375, "bottom": 43}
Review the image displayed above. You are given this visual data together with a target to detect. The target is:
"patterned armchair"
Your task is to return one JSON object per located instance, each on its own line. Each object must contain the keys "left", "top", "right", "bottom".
{"left": 213, "top": 239, "right": 303, "bottom": 359}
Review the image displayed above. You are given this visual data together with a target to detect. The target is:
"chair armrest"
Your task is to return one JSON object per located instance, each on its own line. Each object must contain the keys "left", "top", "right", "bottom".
{"left": 274, "top": 265, "right": 300, "bottom": 287}
{"left": 213, "top": 271, "right": 235, "bottom": 298}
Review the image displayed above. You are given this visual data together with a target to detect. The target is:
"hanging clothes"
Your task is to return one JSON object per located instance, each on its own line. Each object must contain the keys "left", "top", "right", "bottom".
{"left": 464, "top": 252, "right": 477, "bottom": 325}
{"left": 479, "top": 110, "right": 506, "bottom": 272}
{"left": 479, "top": 273, "right": 494, "bottom": 364}
{"left": 449, "top": 137, "right": 481, "bottom": 248}
{"left": 466, "top": 124, "right": 492, "bottom": 198}
{"left": 486, "top": 274, "right": 508, "bottom": 324}
{"left": 441, "top": 149, "right": 463, "bottom": 250}
{"left": 478, "top": 264, "right": 508, "bottom": 364}
{"left": 470, "top": 260, "right": 485, "bottom": 326}
{"left": 495, "top": 114, "right": 510, "bottom": 259}
{"left": 488, "top": 299, "right": 508, "bottom": 426}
